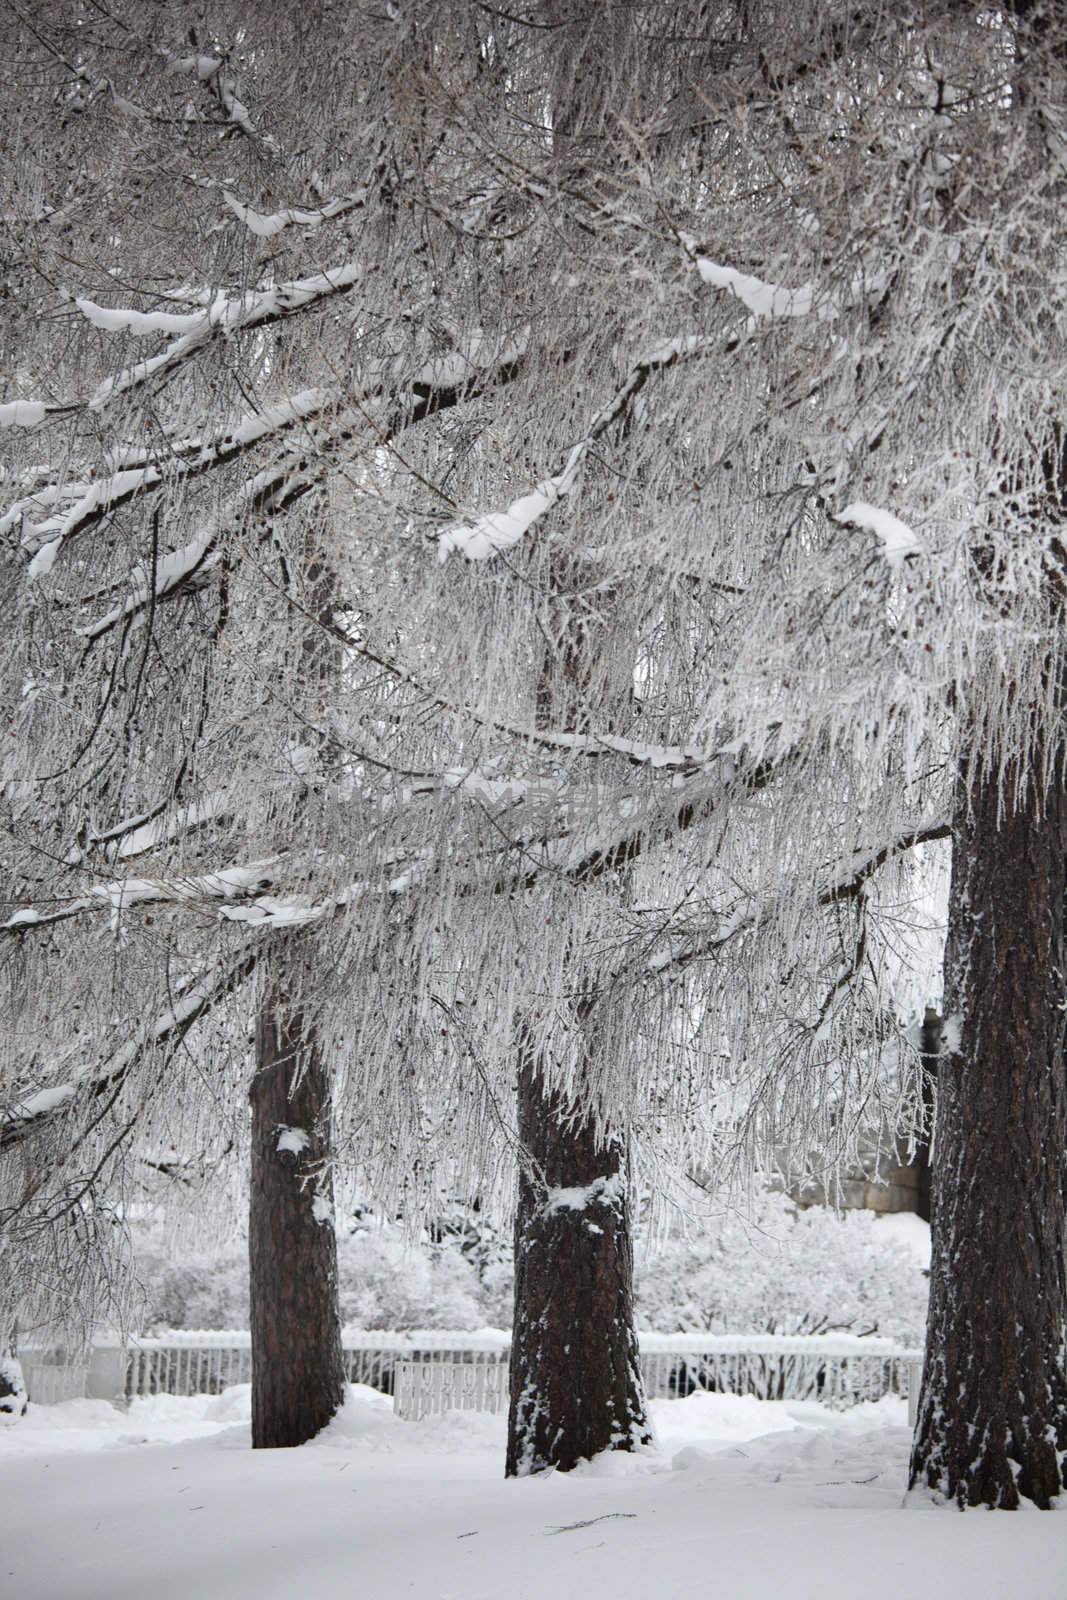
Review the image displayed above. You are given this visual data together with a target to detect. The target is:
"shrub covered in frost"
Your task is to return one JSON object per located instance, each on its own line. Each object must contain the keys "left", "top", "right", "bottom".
{"left": 634, "top": 1190, "right": 928, "bottom": 1344}
{"left": 127, "top": 1190, "right": 926, "bottom": 1342}
{"left": 336, "top": 1227, "right": 487, "bottom": 1330}
{"left": 127, "top": 1212, "right": 511, "bottom": 1332}
{"left": 130, "top": 1245, "right": 251, "bottom": 1332}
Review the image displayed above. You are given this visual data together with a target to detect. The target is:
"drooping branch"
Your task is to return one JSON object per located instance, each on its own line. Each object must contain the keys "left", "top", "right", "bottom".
{"left": 642, "top": 816, "right": 951, "bottom": 981}
{"left": 0, "top": 948, "right": 257, "bottom": 1151}
{"left": 436, "top": 333, "right": 721, "bottom": 560}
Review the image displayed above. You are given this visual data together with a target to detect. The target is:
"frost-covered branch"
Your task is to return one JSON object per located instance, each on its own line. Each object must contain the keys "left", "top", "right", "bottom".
{"left": 18, "top": 329, "right": 529, "bottom": 606}
{"left": 164, "top": 51, "right": 272, "bottom": 146}
{"left": 681, "top": 233, "right": 886, "bottom": 330}
{"left": 1, "top": 859, "right": 286, "bottom": 937}
{"left": 77, "top": 263, "right": 363, "bottom": 410}
{"left": 0, "top": 950, "right": 256, "bottom": 1151}
{"left": 644, "top": 816, "right": 950, "bottom": 979}
{"left": 437, "top": 334, "right": 717, "bottom": 561}
{"left": 223, "top": 189, "right": 366, "bottom": 238}
{"left": 834, "top": 503, "right": 923, "bottom": 572}
{"left": 9, "top": 389, "right": 329, "bottom": 577}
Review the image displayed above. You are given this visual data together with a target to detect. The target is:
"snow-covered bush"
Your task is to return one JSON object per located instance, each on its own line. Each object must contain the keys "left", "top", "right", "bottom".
{"left": 127, "top": 1192, "right": 926, "bottom": 1344}
{"left": 131, "top": 1247, "right": 251, "bottom": 1333}
{"left": 336, "top": 1228, "right": 487, "bottom": 1330}
{"left": 127, "top": 1211, "right": 511, "bottom": 1333}
{"left": 0, "top": 1354, "right": 27, "bottom": 1417}
{"left": 635, "top": 1190, "right": 928, "bottom": 1344}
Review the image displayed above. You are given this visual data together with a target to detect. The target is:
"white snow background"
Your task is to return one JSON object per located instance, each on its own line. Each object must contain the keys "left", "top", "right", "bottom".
{"left": 1, "top": 1385, "right": 1062, "bottom": 1599}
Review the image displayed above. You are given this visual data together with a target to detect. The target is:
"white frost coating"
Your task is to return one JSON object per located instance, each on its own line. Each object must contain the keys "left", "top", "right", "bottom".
{"left": 0, "top": 400, "right": 47, "bottom": 428}
{"left": 412, "top": 326, "right": 530, "bottom": 389}
{"left": 544, "top": 1172, "right": 625, "bottom": 1216}
{"left": 276, "top": 1125, "right": 310, "bottom": 1157}
{"left": 438, "top": 443, "right": 584, "bottom": 561}
{"left": 941, "top": 1013, "right": 962, "bottom": 1054}
{"left": 835, "top": 503, "right": 922, "bottom": 572}
{"left": 311, "top": 1195, "right": 334, "bottom": 1226}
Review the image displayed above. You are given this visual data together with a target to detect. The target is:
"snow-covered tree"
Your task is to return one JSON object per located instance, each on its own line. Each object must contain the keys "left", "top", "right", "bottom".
{"left": 2, "top": 1, "right": 1065, "bottom": 1505}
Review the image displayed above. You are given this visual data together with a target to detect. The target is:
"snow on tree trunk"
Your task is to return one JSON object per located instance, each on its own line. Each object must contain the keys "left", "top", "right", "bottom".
{"left": 506, "top": 1027, "right": 650, "bottom": 1476}
{"left": 910, "top": 751, "right": 1067, "bottom": 1507}
{"left": 249, "top": 947, "right": 345, "bottom": 1450}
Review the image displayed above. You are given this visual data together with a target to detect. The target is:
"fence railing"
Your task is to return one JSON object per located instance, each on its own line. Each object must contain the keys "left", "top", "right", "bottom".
{"left": 21, "top": 1329, "right": 921, "bottom": 1414}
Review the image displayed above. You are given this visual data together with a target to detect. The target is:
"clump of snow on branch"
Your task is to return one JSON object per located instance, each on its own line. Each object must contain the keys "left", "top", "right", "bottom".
{"left": 438, "top": 445, "right": 584, "bottom": 561}
{"left": 0, "top": 401, "right": 47, "bottom": 428}
{"left": 835, "top": 504, "right": 923, "bottom": 572}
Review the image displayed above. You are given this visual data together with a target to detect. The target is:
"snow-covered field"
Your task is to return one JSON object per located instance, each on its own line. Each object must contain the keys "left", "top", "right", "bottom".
{"left": 2, "top": 1386, "right": 1063, "bottom": 1599}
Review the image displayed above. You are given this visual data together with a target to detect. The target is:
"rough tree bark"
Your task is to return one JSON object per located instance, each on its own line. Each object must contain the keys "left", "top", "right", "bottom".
{"left": 909, "top": 1, "right": 1067, "bottom": 1508}
{"left": 249, "top": 945, "right": 346, "bottom": 1449}
{"left": 506, "top": 1024, "right": 650, "bottom": 1476}
{"left": 909, "top": 752, "right": 1067, "bottom": 1506}
{"left": 909, "top": 1007, "right": 939, "bottom": 1225}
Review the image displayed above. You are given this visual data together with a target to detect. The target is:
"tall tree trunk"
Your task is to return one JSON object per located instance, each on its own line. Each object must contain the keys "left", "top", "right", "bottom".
{"left": 909, "top": 753, "right": 1067, "bottom": 1507}
{"left": 506, "top": 1029, "right": 650, "bottom": 1476}
{"left": 249, "top": 946, "right": 345, "bottom": 1449}
{"left": 505, "top": 557, "right": 651, "bottom": 1474}
{"left": 911, "top": 1006, "right": 940, "bottom": 1225}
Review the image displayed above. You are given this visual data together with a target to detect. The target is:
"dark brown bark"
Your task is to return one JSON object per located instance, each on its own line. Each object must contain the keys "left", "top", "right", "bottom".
{"left": 909, "top": 756, "right": 1067, "bottom": 1507}
{"left": 249, "top": 949, "right": 345, "bottom": 1450}
{"left": 910, "top": 1007, "right": 939, "bottom": 1224}
{"left": 506, "top": 1033, "right": 651, "bottom": 1476}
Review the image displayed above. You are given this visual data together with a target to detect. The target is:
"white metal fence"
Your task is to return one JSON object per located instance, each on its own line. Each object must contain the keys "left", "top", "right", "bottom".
{"left": 395, "top": 1358, "right": 510, "bottom": 1419}
{"left": 118, "top": 1329, "right": 512, "bottom": 1402}
{"left": 21, "top": 1329, "right": 920, "bottom": 1414}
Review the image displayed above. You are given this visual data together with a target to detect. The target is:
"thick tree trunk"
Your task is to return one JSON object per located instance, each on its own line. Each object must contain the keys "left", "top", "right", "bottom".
{"left": 249, "top": 951, "right": 345, "bottom": 1450}
{"left": 909, "top": 755, "right": 1067, "bottom": 1507}
{"left": 506, "top": 1032, "right": 650, "bottom": 1476}
{"left": 910, "top": 1007, "right": 939, "bottom": 1224}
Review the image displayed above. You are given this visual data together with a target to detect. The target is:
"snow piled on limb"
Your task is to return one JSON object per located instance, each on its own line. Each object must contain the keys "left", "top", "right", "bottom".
{"left": 0, "top": 400, "right": 47, "bottom": 428}
{"left": 437, "top": 443, "right": 584, "bottom": 560}
{"left": 223, "top": 190, "right": 366, "bottom": 238}
{"left": 436, "top": 334, "right": 717, "bottom": 560}
{"left": 164, "top": 51, "right": 270, "bottom": 145}
{"left": 77, "top": 266, "right": 361, "bottom": 409}
{"left": 835, "top": 504, "right": 923, "bottom": 572}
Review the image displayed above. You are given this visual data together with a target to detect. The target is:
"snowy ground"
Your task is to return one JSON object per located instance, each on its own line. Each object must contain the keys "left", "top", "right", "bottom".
{"left": 2, "top": 1386, "right": 1063, "bottom": 1599}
